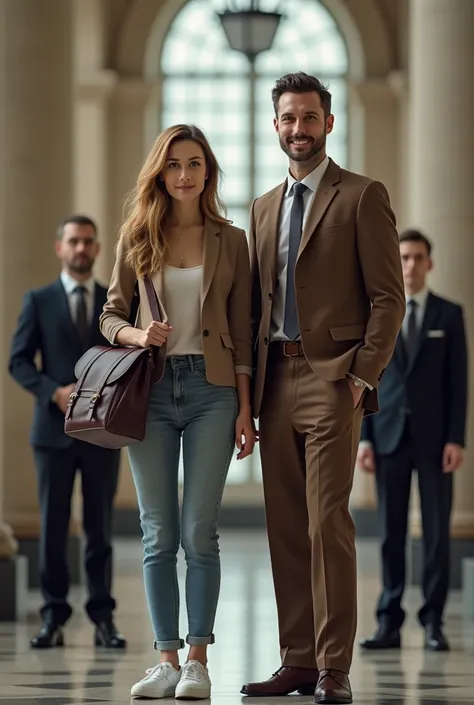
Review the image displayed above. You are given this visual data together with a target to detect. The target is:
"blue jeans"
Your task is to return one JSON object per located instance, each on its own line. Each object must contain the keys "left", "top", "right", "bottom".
{"left": 128, "top": 355, "right": 238, "bottom": 650}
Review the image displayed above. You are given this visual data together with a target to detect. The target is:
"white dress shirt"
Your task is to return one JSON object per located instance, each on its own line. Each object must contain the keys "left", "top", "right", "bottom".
{"left": 270, "top": 155, "right": 330, "bottom": 341}
{"left": 60, "top": 270, "right": 95, "bottom": 324}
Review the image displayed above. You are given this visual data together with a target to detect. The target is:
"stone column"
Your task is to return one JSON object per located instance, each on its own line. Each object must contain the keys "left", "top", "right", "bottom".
{"left": 75, "top": 71, "right": 118, "bottom": 284}
{"left": 408, "top": 0, "right": 474, "bottom": 588}
{"left": 349, "top": 76, "right": 402, "bottom": 218}
{"left": 349, "top": 75, "right": 404, "bottom": 536}
{"left": 0, "top": 0, "right": 82, "bottom": 594}
{"left": 108, "top": 80, "right": 156, "bottom": 534}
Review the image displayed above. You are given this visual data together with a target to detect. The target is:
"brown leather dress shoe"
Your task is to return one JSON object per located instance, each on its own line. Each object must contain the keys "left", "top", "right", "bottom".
{"left": 314, "top": 669, "right": 352, "bottom": 704}
{"left": 241, "top": 667, "right": 319, "bottom": 696}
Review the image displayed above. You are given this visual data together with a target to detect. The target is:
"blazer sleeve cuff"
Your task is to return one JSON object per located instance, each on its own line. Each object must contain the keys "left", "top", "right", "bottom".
{"left": 349, "top": 359, "right": 379, "bottom": 390}
{"left": 358, "top": 440, "right": 373, "bottom": 449}
{"left": 235, "top": 365, "right": 252, "bottom": 377}
{"left": 40, "top": 377, "right": 62, "bottom": 406}
{"left": 107, "top": 321, "right": 134, "bottom": 345}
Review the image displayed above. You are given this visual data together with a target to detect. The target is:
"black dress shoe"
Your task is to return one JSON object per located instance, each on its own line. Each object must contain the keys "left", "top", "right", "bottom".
{"left": 95, "top": 620, "right": 127, "bottom": 649}
{"left": 424, "top": 624, "right": 449, "bottom": 651}
{"left": 360, "top": 625, "right": 401, "bottom": 650}
{"left": 30, "top": 623, "right": 64, "bottom": 649}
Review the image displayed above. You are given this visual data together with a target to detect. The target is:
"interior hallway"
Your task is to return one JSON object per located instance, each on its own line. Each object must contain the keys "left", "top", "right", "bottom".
{"left": 0, "top": 531, "right": 473, "bottom": 705}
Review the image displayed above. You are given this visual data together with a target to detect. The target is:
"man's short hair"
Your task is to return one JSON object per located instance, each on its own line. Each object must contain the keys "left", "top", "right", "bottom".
{"left": 272, "top": 72, "right": 332, "bottom": 118}
{"left": 57, "top": 214, "right": 98, "bottom": 240}
{"left": 399, "top": 228, "right": 432, "bottom": 256}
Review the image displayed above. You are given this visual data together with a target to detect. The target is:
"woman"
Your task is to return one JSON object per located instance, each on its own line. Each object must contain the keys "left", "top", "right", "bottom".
{"left": 100, "top": 124, "right": 255, "bottom": 700}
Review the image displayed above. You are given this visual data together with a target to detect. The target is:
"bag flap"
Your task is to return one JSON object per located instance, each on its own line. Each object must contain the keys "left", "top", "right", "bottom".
{"left": 75, "top": 345, "right": 150, "bottom": 386}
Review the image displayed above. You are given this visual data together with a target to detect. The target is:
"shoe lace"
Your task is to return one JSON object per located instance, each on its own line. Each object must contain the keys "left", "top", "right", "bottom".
{"left": 144, "top": 663, "right": 171, "bottom": 681}
{"left": 182, "top": 661, "right": 205, "bottom": 682}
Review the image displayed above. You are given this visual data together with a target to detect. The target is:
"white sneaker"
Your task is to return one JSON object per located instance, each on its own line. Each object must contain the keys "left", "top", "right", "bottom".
{"left": 130, "top": 661, "right": 181, "bottom": 699}
{"left": 175, "top": 660, "right": 211, "bottom": 700}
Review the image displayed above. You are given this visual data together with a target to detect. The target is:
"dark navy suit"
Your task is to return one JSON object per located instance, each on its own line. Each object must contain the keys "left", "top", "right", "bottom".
{"left": 361, "top": 291, "right": 468, "bottom": 628}
{"left": 9, "top": 277, "right": 121, "bottom": 626}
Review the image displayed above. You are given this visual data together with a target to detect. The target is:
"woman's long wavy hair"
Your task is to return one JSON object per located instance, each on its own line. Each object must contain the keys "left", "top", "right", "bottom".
{"left": 120, "top": 124, "right": 229, "bottom": 278}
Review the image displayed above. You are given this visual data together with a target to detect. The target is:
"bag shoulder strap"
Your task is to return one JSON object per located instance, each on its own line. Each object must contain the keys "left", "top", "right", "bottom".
{"left": 143, "top": 275, "right": 162, "bottom": 322}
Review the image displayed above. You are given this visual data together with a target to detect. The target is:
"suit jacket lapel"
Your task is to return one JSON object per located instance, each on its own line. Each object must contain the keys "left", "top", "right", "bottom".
{"left": 298, "top": 159, "right": 341, "bottom": 257}
{"left": 262, "top": 183, "right": 286, "bottom": 291}
{"left": 393, "top": 332, "right": 407, "bottom": 371}
{"left": 201, "top": 217, "right": 221, "bottom": 303}
{"left": 407, "top": 292, "right": 439, "bottom": 374}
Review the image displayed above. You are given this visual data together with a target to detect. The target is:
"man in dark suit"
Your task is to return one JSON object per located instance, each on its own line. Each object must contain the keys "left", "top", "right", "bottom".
{"left": 9, "top": 215, "right": 126, "bottom": 650}
{"left": 358, "top": 229, "right": 468, "bottom": 652}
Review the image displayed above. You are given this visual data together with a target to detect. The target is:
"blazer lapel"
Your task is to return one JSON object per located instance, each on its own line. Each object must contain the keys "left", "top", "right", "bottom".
{"left": 298, "top": 159, "right": 341, "bottom": 257}
{"left": 407, "top": 292, "right": 439, "bottom": 374}
{"left": 262, "top": 183, "right": 286, "bottom": 291}
{"left": 201, "top": 217, "right": 221, "bottom": 303}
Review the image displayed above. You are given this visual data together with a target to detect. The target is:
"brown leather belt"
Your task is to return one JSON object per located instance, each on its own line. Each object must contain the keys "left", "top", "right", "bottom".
{"left": 272, "top": 341, "right": 304, "bottom": 358}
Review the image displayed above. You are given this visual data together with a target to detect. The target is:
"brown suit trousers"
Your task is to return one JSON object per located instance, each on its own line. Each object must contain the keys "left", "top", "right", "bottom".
{"left": 259, "top": 345, "right": 364, "bottom": 673}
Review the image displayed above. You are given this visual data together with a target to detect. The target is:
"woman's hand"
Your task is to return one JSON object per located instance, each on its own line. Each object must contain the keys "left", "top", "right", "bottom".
{"left": 235, "top": 409, "right": 258, "bottom": 460}
{"left": 136, "top": 321, "right": 172, "bottom": 348}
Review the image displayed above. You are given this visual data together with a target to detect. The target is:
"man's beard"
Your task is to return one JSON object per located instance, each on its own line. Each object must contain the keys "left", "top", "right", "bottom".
{"left": 279, "top": 131, "right": 326, "bottom": 162}
{"left": 70, "top": 256, "right": 93, "bottom": 275}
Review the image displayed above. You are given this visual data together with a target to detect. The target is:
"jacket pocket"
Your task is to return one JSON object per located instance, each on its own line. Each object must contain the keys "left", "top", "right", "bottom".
{"left": 221, "top": 333, "right": 234, "bottom": 349}
{"left": 329, "top": 324, "right": 366, "bottom": 341}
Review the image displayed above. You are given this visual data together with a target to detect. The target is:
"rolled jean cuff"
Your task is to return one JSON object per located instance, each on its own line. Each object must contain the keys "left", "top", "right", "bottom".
{"left": 186, "top": 634, "right": 215, "bottom": 646}
{"left": 154, "top": 638, "right": 184, "bottom": 650}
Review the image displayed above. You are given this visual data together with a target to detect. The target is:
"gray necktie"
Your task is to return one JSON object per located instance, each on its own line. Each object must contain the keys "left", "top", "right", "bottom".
{"left": 74, "top": 285, "right": 89, "bottom": 347}
{"left": 405, "top": 298, "right": 418, "bottom": 361}
{"left": 283, "top": 182, "right": 308, "bottom": 341}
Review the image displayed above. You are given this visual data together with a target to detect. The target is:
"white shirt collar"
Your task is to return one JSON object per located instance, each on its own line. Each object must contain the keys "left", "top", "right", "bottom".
{"left": 286, "top": 155, "right": 330, "bottom": 196}
{"left": 406, "top": 287, "right": 429, "bottom": 308}
{"left": 60, "top": 270, "right": 95, "bottom": 297}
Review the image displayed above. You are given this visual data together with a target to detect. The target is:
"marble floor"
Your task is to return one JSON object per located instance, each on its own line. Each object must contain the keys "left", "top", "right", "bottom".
{"left": 0, "top": 531, "right": 473, "bottom": 704}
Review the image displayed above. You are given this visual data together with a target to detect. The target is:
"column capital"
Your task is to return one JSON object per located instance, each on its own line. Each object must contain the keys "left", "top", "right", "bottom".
{"left": 110, "top": 79, "right": 158, "bottom": 107}
{"left": 75, "top": 73, "right": 159, "bottom": 107}
{"left": 76, "top": 69, "right": 118, "bottom": 102}
{"left": 386, "top": 70, "right": 408, "bottom": 99}
{"left": 349, "top": 75, "right": 402, "bottom": 108}
{"left": 0, "top": 522, "right": 18, "bottom": 558}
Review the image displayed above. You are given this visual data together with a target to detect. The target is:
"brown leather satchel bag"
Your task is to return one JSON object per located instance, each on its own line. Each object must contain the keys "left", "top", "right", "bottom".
{"left": 64, "top": 276, "right": 164, "bottom": 449}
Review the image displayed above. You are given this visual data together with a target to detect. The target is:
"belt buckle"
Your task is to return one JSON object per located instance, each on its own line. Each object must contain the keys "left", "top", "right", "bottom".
{"left": 282, "top": 342, "right": 301, "bottom": 358}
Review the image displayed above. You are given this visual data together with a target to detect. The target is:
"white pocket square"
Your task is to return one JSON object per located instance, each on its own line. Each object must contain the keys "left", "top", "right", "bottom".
{"left": 427, "top": 329, "right": 445, "bottom": 338}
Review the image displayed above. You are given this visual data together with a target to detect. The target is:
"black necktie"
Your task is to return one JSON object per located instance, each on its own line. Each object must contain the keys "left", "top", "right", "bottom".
{"left": 74, "top": 285, "right": 89, "bottom": 346}
{"left": 283, "top": 182, "right": 308, "bottom": 341}
{"left": 405, "top": 298, "right": 418, "bottom": 361}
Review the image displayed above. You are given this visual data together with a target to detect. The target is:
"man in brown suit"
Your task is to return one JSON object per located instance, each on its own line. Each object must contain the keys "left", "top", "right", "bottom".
{"left": 241, "top": 73, "right": 405, "bottom": 704}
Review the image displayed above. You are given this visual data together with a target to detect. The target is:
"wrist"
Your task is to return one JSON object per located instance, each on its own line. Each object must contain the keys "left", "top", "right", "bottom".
{"left": 237, "top": 403, "right": 251, "bottom": 415}
{"left": 132, "top": 327, "right": 143, "bottom": 347}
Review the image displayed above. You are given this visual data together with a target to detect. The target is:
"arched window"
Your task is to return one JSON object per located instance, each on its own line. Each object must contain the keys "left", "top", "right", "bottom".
{"left": 160, "top": 0, "right": 348, "bottom": 486}
{"left": 161, "top": 0, "right": 348, "bottom": 231}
